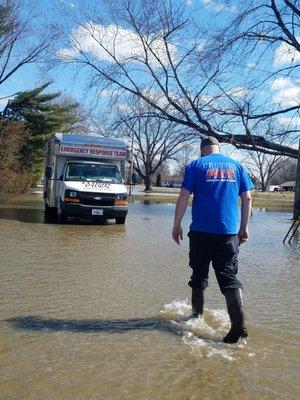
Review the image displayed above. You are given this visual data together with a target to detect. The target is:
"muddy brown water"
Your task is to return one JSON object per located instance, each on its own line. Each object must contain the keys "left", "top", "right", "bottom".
{"left": 0, "top": 194, "right": 299, "bottom": 400}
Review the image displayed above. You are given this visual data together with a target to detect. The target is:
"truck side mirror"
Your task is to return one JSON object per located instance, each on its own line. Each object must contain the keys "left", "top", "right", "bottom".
{"left": 45, "top": 166, "right": 52, "bottom": 179}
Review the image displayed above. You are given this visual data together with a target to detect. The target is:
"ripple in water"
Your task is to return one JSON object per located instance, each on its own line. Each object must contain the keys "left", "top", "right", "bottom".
{"left": 160, "top": 299, "right": 249, "bottom": 361}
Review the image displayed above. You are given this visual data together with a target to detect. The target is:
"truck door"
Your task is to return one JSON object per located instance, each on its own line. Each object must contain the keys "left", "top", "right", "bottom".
{"left": 57, "top": 163, "right": 68, "bottom": 202}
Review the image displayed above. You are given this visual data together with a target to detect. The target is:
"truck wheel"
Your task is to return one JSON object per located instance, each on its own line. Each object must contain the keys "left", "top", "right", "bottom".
{"left": 115, "top": 217, "right": 126, "bottom": 224}
{"left": 57, "top": 201, "right": 68, "bottom": 224}
{"left": 58, "top": 213, "right": 68, "bottom": 224}
{"left": 44, "top": 203, "right": 57, "bottom": 223}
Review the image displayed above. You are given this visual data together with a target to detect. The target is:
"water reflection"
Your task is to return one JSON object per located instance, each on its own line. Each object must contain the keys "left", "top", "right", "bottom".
{"left": 0, "top": 207, "right": 45, "bottom": 224}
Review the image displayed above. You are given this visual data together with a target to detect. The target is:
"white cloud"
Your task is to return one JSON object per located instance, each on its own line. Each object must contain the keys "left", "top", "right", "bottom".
{"left": 199, "top": 94, "right": 214, "bottom": 103}
{"left": 227, "top": 86, "right": 250, "bottom": 98}
{"left": 270, "top": 77, "right": 300, "bottom": 107}
{"left": 57, "top": 48, "right": 78, "bottom": 60}
{"left": 112, "top": 103, "right": 131, "bottom": 112}
{"left": 274, "top": 39, "right": 300, "bottom": 66}
{"left": 186, "top": 0, "right": 193, "bottom": 5}
{"left": 278, "top": 116, "right": 300, "bottom": 127}
{"left": 0, "top": 96, "right": 12, "bottom": 109}
{"left": 202, "top": 0, "right": 236, "bottom": 12}
{"left": 58, "top": 23, "right": 177, "bottom": 69}
{"left": 98, "top": 89, "right": 112, "bottom": 98}
{"left": 140, "top": 88, "right": 170, "bottom": 108}
{"left": 270, "top": 77, "right": 289, "bottom": 90}
{"left": 195, "top": 40, "right": 205, "bottom": 54}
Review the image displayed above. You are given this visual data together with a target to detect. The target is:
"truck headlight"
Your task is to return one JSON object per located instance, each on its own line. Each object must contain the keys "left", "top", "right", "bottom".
{"left": 116, "top": 193, "right": 127, "bottom": 200}
{"left": 115, "top": 193, "right": 127, "bottom": 206}
{"left": 64, "top": 189, "right": 80, "bottom": 203}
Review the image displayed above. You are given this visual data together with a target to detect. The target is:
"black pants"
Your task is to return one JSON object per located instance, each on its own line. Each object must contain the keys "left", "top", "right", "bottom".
{"left": 188, "top": 230, "right": 243, "bottom": 294}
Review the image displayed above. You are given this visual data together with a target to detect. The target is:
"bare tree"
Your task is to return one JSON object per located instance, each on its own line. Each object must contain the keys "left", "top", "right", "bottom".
{"left": 0, "top": 0, "right": 56, "bottom": 90}
{"left": 154, "top": 162, "right": 171, "bottom": 186}
{"left": 270, "top": 157, "right": 297, "bottom": 185}
{"left": 243, "top": 151, "right": 290, "bottom": 191}
{"left": 174, "top": 143, "right": 199, "bottom": 176}
{"left": 56, "top": 0, "right": 300, "bottom": 213}
{"left": 208, "top": 0, "right": 300, "bottom": 209}
{"left": 209, "top": 1, "right": 299, "bottom": 121}
{"left": 112, "top": 99, "right": 194, "bottom": 191}
{"left": 57, "top": 0, "right": 298, "bottom": 158}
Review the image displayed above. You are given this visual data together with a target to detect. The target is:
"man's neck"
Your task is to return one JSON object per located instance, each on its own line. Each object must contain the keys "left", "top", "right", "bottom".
{"left": 203, "top": 149, "right": 220, "bottom": 156}
{"left": 209, "top": 149, "right": 220, "bottom": 154}
{"left": 201, "top": 145, "right": 221, "bottom": 156}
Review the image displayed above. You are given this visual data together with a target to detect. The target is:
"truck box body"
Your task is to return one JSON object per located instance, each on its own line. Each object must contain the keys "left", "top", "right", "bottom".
{"left": 44, "top": 133, "right": 129, "bottom": 223}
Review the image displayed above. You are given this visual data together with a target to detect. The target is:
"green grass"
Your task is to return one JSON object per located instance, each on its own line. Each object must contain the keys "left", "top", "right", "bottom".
{"left": 0, "top": 189, "right": 295, "bottom": 211}
{"left": 251, "top": 191, "right": 294, "bottom": 210}
{"left": 130, "top": 191, "right": 295, "bottom": 210}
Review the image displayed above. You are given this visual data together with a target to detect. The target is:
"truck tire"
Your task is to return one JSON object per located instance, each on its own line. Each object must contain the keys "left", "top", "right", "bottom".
{"left": 44, "top": 203, "right": 57, "bottom": 223}
{"left": 57, "top": 201, "right": 68, "bottom": 224}
{"left": 115, "top": 216, "right": 126, "bottom": 224}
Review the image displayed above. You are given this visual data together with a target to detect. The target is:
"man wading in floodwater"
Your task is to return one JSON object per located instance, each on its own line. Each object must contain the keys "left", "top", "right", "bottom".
{"left": 172, "top": 137, "right": 254, "bottom": 343}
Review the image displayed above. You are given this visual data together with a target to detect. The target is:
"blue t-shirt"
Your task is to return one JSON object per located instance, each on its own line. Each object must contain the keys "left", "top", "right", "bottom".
{"left": 182, "top": 154, "right": 254, "bottom": 234}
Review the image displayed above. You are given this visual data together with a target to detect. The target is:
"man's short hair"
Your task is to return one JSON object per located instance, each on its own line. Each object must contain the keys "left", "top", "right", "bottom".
{"left": 201, "top": 136, "right": 220, "bottom": 149}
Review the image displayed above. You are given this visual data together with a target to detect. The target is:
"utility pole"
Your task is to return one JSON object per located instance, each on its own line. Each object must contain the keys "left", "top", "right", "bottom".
{"left": 294, "top": 138, "right": 300, "bottom": 219}
{"left": 129, "top": 134, "right": 134, "bottom": 196}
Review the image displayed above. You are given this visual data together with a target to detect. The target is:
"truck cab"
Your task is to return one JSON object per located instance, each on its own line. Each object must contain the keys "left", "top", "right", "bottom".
{"left": 44, "top": 134, "right": 128, "bottom": 224}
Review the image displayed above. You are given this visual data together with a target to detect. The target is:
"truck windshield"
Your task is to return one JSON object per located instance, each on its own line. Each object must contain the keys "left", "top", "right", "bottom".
{"left": 65, "top": 162, "right": 122, "bottom": 183}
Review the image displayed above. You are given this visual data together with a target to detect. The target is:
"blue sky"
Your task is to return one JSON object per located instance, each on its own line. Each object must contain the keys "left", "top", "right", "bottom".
{"left": 0, "top": 0, "right": 239, "bottom": 103}
{"left": 0, "top": 0, "right": 299, "bottom": 135}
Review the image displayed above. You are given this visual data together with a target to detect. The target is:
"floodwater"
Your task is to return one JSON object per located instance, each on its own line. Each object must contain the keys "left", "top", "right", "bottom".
{"left": 0, "top": 194, "right": 299, "bottom": 400}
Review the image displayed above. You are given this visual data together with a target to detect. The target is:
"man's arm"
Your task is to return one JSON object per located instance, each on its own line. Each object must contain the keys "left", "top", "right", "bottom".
{"left": 238, "top": 190, "right": 252, "bottom": 245}
{"left": 172, "top": 188, "right": 191, "bottom": 245}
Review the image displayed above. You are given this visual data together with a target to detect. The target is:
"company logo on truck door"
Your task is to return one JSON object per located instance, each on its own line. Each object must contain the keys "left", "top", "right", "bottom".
{"left": 59, "top": 144, "right": 126, "bottom": 159}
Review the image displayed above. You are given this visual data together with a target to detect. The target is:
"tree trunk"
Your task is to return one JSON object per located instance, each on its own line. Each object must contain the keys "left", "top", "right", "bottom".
{"left": 261, "top": 181, "right": 267, "bottom": 192}
{"left": 144, "top": 174, "right": 152, "bottom": 192}
{"left": 156, "top": 173, "right": 161, "bottom": 187}
{"left": 293, "top": 139, "right": 300, "bottom": 219}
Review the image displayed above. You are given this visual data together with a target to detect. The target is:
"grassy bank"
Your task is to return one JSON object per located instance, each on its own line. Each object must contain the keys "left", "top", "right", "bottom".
{"left": 0, "top": 188, "right": 295, "bottom": 211}
{"left": 251, "top": 191, "right": 294, "bottom": 210}
{"left": 130, "top": 190, "right": 295, "bottom": 210}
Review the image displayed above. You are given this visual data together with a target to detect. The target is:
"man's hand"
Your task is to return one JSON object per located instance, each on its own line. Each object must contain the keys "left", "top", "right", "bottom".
{"left": 172, "top": 188, "right": 190, "bottom": 245}
{"left": 238, "top": 228, "right": 249, "bottom": 246}
{"left": 172, "top": 224, "right": 183, "bottom": 245}
{"left": 239, "top": 191, "right": 252, "bottom": 246}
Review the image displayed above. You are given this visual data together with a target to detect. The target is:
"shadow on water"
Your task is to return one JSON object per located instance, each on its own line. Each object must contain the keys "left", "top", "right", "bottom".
{"left": 0, "top": 207, "right": 120, "bottom": 226}
{"left": 7, "top": 316, "right": 224, "bottom": 345}
{"left": 7, "top": 316, "right": 177, "bottom": 336}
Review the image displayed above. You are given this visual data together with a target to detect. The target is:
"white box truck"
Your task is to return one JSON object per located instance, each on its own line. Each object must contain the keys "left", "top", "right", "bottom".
{"left": 43, "top": 133, "right": 129, "bottom": 224}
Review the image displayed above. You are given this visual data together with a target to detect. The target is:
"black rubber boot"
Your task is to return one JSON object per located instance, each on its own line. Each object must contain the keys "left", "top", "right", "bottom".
{"left": 191, "top": 288, "right": 204, "bottom": 317}
{"left": 223, "top": 288, "right": 248, "bottom": 343}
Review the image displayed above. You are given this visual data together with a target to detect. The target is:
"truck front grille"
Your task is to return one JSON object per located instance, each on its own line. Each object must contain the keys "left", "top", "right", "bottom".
{"left": 79, "top": 192, "right": 115, "bottom": 206}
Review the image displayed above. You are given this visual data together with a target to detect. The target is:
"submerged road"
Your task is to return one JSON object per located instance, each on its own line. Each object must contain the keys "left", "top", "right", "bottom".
{"left": 0, "top": 196, "right": 299, "bottom": 400}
